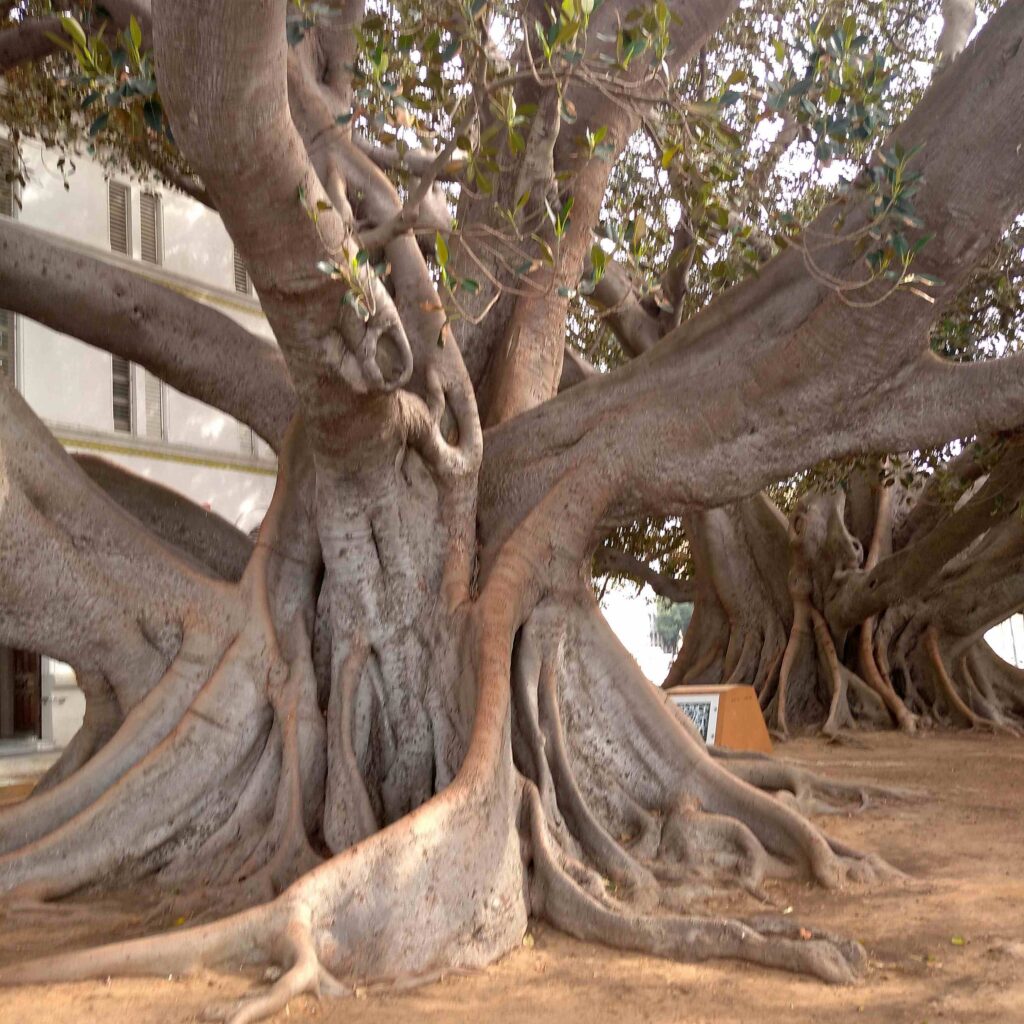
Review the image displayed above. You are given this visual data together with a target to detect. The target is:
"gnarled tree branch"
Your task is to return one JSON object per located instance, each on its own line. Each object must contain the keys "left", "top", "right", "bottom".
{"left": 0, "top": 219, "right": 296, "bottom": 449}
{"left": 480, "top": 1, "right": 1024, "bottom": 548}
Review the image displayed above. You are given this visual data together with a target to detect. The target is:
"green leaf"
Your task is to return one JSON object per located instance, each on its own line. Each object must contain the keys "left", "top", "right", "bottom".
{"left": 435, "top": 231, "right": 449, "bottom": 269}
{"left": 461, "top": 277, "right": 480, "bottom": 294}
{"left": 142, "top": 99, "right": 163, "bottom": 134}
{"left": 60, "top": 15, "right": 88, "bottom": 52}
{"left": 129, "top": 15, "right": 142, "bottom": 49}
{"left": 88, "top": 112, "right": 109, "bottom": 137}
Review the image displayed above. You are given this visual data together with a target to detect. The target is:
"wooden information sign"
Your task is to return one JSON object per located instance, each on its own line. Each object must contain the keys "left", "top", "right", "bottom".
{"left": 666, "top": 684, "right": 773, "bottom": 754}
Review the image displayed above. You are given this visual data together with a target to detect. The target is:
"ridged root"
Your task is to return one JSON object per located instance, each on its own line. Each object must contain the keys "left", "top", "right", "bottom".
{"left": 512, "top": 596, "right": 903, "bottom": 985}
{"left": 0, "top": 590, "right": 906, "bottom": 1021}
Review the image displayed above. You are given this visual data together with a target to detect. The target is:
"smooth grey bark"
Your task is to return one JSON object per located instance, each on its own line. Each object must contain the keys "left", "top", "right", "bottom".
{"left": 76, "top": 454, "right": 254, "bottom": 581}
{"left": 0, "top": 375, "right": 234, "bottom": 713}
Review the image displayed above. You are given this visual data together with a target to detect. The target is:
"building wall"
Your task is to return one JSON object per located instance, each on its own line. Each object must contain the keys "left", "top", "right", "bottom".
{"left": 7, "top": 137, "right": 278, "bottom": 518}
{"left": 1, "top": 137, "right": 281, "bottom": 752}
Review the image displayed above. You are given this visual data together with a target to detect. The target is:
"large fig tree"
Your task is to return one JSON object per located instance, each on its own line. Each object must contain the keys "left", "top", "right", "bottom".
{"left": 0, "top": 0, "right": 1023, "bottom": 1020}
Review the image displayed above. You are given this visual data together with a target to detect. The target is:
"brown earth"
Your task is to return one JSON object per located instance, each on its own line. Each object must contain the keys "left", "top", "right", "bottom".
{"left": 0, "top": 731, "right": 1021, "bottom": 1024}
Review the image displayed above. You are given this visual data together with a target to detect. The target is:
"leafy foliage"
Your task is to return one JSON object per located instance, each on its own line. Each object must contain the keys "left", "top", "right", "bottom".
{"left": 652, "top": 597, "right": 693, "bottom": 653}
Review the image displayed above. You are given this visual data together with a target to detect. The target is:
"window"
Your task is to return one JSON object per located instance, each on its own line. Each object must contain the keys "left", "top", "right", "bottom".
{"left": 144, "top": 370, "right": 164, "bottom": 439}
{"left": 111, "top": 355, "right": 133, "bottom": 433}
{"left": 140, "top": 191, "right": 162, "bottom": 264}
{"left": 233, "top": 245, "right": 252, "bottom": 295}
{"left": 108, "top": 180, "right": 131, "bottom": 256}
{"left": 109, "top": 184, "right": 134, "bottom": 430}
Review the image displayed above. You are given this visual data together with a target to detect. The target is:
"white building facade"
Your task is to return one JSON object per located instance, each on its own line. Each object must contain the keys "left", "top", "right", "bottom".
{"left": 0, "top": 136, "right": 279, "bottom": 753}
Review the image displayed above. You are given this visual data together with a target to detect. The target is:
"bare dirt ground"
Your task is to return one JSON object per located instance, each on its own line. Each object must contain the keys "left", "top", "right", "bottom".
{"left": 1, "top": 731, "right": 1022, "bottom": 1024}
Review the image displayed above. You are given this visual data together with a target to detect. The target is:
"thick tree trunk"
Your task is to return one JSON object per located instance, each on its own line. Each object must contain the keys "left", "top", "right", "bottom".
{"left": 0, "top": 431, "right": 893, "bottom": 1023}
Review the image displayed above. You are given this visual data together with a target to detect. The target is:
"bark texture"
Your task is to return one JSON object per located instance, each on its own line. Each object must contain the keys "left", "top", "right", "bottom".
{"left": 0, "top": 1, "right": 1022, "bottom": 1021}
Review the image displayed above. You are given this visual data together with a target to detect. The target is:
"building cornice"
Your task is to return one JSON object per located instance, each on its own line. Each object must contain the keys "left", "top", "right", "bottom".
{"left": 52, "top": 423, "right": 278, "bottom": 476}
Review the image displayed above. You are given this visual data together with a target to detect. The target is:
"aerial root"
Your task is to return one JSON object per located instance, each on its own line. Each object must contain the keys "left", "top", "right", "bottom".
{"left": 924, "top": 628, "right": 1022, "bottom": 735}
{"left": 525, "top": 783, "right": 866, "bottom": 984}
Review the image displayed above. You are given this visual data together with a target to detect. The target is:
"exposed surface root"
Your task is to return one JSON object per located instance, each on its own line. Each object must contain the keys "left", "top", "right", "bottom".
{"left": 525, "top": 784, "right": 866, "bottom": 983}
{"left": 511, "top": 594, "right": 901, "bottom": 987}
{"left": 712, "top": 747, "right": 919, "bottom": 815}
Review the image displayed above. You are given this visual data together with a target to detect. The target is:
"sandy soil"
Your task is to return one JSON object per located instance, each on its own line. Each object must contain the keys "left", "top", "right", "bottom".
{"left": 1, "top": 731, "right": 1022, "bottom": 1024}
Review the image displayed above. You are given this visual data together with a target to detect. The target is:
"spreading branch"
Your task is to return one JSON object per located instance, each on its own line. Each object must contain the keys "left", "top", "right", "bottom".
{"left": 0, "top": 218, "right": 296, "bottom": 449}
{"left": 76, "top": 454, "right": 255, "bottom": 582}
{"left": 481, "top": 1, "right": 1024, "bottom": 544}
{"left": 594, "top": 547, "right": 696, "bottom": 604}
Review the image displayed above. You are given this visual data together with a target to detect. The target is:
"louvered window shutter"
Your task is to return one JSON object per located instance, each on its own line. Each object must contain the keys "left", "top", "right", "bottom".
{"left": 108, "top": 181, "right": 131, "bottom": 256}
{"left": 140, "top": 191, "right": 161, "bottom": 264}
{"left": 111, "top": 356, "right": 133, "bottom": 432}
{"left": 144, "top": 371, "right": 164, "bottom": 439}
{"left": 233, "top": 245, "right": 251, "bottom": 294}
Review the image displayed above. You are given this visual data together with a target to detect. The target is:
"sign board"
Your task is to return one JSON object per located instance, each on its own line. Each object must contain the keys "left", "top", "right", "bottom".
{"left": 670, "top": 692, "right": 720, "bottom": 744}
{"left": 665, "top": 685, "right": 773, "bottom": 754}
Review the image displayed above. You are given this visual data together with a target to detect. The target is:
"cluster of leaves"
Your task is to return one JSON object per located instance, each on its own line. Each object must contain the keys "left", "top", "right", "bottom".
{"left": 50, "top": 14, "right": 167, "bottom": 142}
{"left": 575, "top": 0, "right": 941, "bottom": 355}
{"left": 652, "top": 597, "right": 693, "bottom": 653}
{"left": 0, "top": 4, "right": 195, "bottom": 197}
{"left": 766, "top": 14, "right": 892, "bottom": 165}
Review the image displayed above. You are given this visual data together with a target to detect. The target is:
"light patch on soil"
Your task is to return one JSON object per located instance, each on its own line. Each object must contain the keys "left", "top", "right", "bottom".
{"left": 0, "top": 732, "right": 1021, "bottom": 1024}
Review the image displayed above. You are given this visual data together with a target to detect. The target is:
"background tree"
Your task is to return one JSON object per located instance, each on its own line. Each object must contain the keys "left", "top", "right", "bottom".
{"left": 0, "top": 0, "right": 1023, "bottom": 1021}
